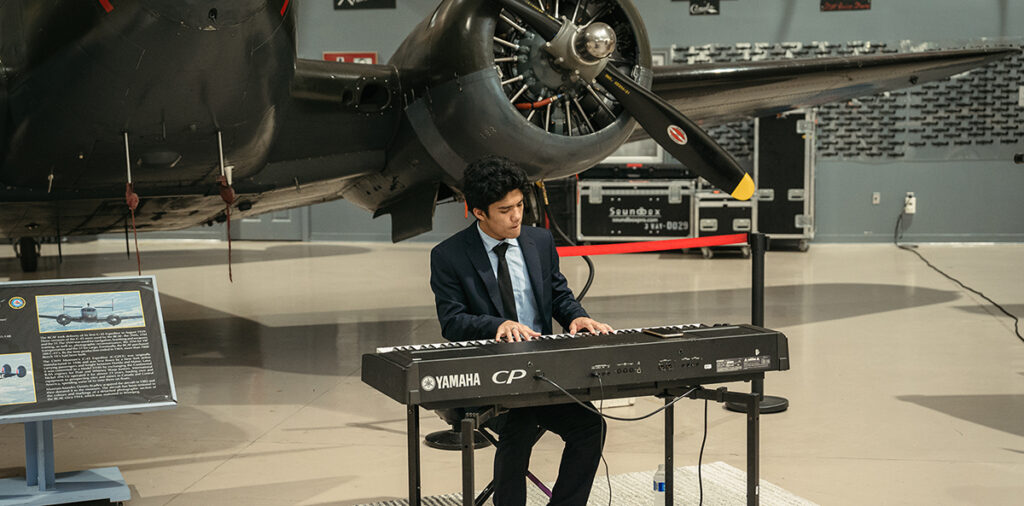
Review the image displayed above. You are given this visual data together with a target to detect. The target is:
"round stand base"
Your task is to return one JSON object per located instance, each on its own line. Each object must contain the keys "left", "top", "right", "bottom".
{"left": 424, "top": 429, "right": 492, "bottom": 451}
{"left": 724, "top": 395, "right": 789, "bottom": 414}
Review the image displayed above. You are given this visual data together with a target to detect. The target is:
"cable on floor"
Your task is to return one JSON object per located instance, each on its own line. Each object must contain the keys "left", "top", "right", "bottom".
{"left": 698, "top": 398, "right": 708, "bottom": 506}
{"left": 540, "top": 373, "right": 708, "bottom": 504}
{"left": 894, "top": 211, "right": 1022, "bottom": 344}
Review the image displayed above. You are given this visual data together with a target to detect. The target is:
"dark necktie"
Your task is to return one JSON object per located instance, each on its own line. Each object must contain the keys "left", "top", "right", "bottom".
{"left": 492, "top": 242, "right": 518, "bottom": 322}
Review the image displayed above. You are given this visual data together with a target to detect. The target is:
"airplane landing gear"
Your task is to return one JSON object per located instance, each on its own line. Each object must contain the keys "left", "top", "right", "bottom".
{"left": 14, "top": 237, "right": 40, "bottom": 273}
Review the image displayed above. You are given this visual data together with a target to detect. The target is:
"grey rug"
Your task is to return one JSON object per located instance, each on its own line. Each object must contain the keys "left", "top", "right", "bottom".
{"left": 358, "top": 461, "right": 817, "bottom": 505}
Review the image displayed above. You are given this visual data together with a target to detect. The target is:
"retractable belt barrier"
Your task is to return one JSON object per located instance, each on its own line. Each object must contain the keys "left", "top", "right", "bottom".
{"left": 556, "top": 233, "right": 748, "bottom": 257}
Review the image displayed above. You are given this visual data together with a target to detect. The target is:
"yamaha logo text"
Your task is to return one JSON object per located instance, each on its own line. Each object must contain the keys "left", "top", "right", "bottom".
{"left": 420, "top": 373, "right": 481, "bottom": 392}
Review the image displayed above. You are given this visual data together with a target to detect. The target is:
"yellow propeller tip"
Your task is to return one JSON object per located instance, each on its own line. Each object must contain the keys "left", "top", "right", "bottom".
{"left": 730, "top": 173, "right": 755, "bottom": 201}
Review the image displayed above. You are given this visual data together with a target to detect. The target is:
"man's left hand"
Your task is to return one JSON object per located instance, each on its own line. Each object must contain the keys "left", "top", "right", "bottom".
{"left": 569, "top": 317, "right": 613, "bottom": 335}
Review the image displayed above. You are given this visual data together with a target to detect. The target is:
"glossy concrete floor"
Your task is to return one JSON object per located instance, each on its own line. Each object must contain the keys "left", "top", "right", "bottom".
{"left": 0, "top": 238, "right": 1022, "bottom": 505}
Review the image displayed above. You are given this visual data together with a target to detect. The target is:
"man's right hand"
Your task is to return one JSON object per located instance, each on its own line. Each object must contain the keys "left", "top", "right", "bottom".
{"left": 495, "top": 321, "right": 541, "bottom": 342}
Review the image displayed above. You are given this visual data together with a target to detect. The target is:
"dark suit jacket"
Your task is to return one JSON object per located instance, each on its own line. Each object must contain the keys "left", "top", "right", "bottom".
{"left": 430, "top": 223, "right": 589, "bottom": 341}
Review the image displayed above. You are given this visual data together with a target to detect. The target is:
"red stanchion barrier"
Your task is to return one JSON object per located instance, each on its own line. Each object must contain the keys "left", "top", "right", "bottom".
{"left": 556, "top": 234, "right": 748, "bottom": 257}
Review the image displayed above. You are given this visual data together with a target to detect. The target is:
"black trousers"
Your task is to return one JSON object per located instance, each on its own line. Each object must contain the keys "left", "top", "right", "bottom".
{"left": 488, "top": 402, "right": 606, "bottom": 506}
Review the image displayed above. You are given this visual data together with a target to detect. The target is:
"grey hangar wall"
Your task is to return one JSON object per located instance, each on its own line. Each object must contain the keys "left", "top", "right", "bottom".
{"left": 275, "top": 1, "right": 1024, "bottom": 243}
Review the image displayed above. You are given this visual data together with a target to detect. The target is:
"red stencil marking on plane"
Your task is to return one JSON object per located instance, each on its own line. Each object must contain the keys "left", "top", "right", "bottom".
{"left": 667, "top": 125, "right": 688, "bottom": 145}
{"left": 98, "top": 0, "right": 113, "bottom": 13}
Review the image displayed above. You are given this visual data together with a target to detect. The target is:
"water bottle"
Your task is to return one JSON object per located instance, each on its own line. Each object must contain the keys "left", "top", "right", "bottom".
{"left": 652, "top": 464, "right": 666, "bottom": 501}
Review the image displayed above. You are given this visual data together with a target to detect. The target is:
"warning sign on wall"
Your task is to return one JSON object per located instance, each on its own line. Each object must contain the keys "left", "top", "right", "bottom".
{"left": 821, "top": 0, "right": 871, "bottom": 11}
{"left": 323, "top": 52, "right": 378, "bottom": 64}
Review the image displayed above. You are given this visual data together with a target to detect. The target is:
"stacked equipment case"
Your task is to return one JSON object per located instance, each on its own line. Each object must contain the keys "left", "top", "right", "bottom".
{"left": 575, "top": 180, "right": 694, "bottom": 242}
{"left": 695, "top": 185, "right": 753, "bottom": 258}
{"left": 754, "top": 109, "right": 816, "bottom": 250}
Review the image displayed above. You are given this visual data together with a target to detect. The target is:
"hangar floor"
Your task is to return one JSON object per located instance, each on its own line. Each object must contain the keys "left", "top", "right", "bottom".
{"left": 1, "top": 239, "right": 1021, "bottom": 505}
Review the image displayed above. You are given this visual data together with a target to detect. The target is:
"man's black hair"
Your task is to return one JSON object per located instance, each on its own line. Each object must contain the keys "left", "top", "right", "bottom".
{"left": 462, "top": 156, "right": 530, "bottom": 216}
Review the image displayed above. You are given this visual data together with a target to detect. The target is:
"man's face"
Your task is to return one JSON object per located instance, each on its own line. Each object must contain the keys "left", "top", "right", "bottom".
{"left": 475, "top": 189, "right": 524, "bottom": 240}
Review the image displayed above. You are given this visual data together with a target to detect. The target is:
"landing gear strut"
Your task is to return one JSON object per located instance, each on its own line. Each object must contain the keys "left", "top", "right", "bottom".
{"left": 14, "top": 237, "right": 40, "bottom": 273}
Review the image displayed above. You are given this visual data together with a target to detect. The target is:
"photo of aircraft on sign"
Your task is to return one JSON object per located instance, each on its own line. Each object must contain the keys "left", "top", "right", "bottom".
{"left": 0, "top": 353, "right": 36, "bottom": 406}
{"left": 0, "top": 0, "right": 1017, "bottom": 271}
{"left": 36, "top": 292, "right": 145, "bottom": 333}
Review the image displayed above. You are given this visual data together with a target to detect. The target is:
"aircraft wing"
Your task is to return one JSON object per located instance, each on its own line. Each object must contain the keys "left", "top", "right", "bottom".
{"left": 38, "top": 315, "right": 83, "bottom": 322}
{"left": 631, "top": 47, "right": 1018, "bottom": 141}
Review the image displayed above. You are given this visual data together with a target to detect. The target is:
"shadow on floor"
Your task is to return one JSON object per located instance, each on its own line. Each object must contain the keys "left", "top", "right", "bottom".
{"left": 159, "top": 283, "right": 958, "bottom": 378}
{"left": 0, "top": 405, "right": 251, "bottom": 474}
{"left": 954, "top": 304, "right": 1024, "bottom": 317}
{"left": 897, "top": 394, "right": 1024, "bottom": 438}
{"left": 0, "top": 243, "right": 372, "bottom": 280}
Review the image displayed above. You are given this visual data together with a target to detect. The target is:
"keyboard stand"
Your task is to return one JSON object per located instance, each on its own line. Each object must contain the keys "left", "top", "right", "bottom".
{"left": 668, "top": 385, "right": 762, "bottom": 506}
{"left": 404, "top": 382, "right": 764, "bottom": 506}
{"left": 406, "top": 405, "right": 498, "bottom": 506}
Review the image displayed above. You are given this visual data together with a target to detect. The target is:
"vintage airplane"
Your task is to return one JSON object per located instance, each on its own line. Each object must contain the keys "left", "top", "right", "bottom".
{"left": 0, "top": 0, "right": 1017, "bottom": 272}
{"left": 0, "top": 364, "right": 28, "bottom": 379}
{"left": 38, "top": 298, "right": 142, "bottom": 326}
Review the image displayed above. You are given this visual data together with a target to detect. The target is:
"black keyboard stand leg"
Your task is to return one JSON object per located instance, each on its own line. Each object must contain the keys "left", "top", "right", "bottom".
{"left": 745, "top": 392, "right": 760, "bottom": 506}
{"left": 664, "top": 398, "right": 674, "bottom": 506}
{"left": 462, "top": 416, "right": 476, "bottom": 506}
{"left": 687, "top": 387, "right": 761, "bottom": 506}
{"left": 408, "top": 405, "right": 421, "bottom": 506}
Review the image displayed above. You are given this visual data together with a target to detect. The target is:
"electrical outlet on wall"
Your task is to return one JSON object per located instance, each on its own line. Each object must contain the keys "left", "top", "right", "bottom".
{"left": 872, "top": 192, "right": 881, "bottom": 205}
{"left": 904, "top": 192, "right": 917, "bottom": 215}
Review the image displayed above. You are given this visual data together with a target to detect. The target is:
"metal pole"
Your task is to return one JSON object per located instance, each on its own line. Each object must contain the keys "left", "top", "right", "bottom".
{"left": 750, "top": 232, "right": 765, "bottom": 328}
{"left": 750, "top": 232, "right": 766, "bottom": 404}
{"left": 727, "top": 233, "right": 788, "bottom": 413}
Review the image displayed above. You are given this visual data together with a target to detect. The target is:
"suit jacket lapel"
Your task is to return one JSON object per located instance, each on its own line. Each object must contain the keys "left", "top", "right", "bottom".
{"left": 461, "top": 225, "right": 505, "bottom": 317}
{"left": 518, "top": 231, "right": 547, "bottom": 316}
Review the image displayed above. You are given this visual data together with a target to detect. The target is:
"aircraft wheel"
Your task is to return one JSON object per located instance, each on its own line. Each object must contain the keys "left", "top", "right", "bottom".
{"left": 56, "top": 314, "right": 72, "bottom": 326}
{"left": 1, "top": 365, "right": 10, "bottom": 376}
{"left": 107, "top": 315, "right": 122, "bottom": 326}
{"left": 15, "top": 237, "right": 40, "bottom": 273}
{"left": 17, "top": 366, "right": 27, "bottom": 378}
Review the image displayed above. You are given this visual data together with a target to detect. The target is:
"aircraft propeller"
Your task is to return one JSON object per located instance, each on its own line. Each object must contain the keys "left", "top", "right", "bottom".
{"left": 489, "top": 0, "right": 754, "bottom": 200}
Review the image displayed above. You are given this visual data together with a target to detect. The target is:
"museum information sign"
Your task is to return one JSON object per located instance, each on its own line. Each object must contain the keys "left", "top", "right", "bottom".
{"left": 0, "top": 276, "right": 176, "bottom": 423}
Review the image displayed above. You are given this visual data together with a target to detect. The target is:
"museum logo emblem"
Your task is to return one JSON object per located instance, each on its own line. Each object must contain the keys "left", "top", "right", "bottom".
{"left": 8, "top": 297, "right": 26, "bottom": 310}
{"left": 420, "top": 376, "right": 436, "bottom": 391}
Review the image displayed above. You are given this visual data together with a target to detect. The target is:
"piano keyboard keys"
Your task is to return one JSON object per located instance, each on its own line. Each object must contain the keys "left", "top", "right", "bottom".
{"left": 374, "top": 323, "right": 709, "bottom": 354}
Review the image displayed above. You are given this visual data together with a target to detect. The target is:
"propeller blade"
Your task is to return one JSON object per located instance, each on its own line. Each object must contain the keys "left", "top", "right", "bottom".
{"left": 489, "top": 0, "right": 753, "bottom": 199}
{"left": 489, "top": 0, "right": 561, "bottom": 40}
{"left": 596, "top": 66, "right": 754, "bottom": 200}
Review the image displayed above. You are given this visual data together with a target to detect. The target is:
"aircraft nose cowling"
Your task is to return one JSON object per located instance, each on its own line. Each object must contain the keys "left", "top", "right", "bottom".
{"left": 386, "top": 0, "right": 652, "bottom": 184}
{"left": 341, "top": 0, "right": 654, "bottom": 242}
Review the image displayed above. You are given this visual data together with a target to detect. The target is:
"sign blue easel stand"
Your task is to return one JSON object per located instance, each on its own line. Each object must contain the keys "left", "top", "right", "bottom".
{"left": 0, "top": 420, "right": 130, "bottom": 505}
{"left": 0, "top": 276, "right": 179, "bottom": 504}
